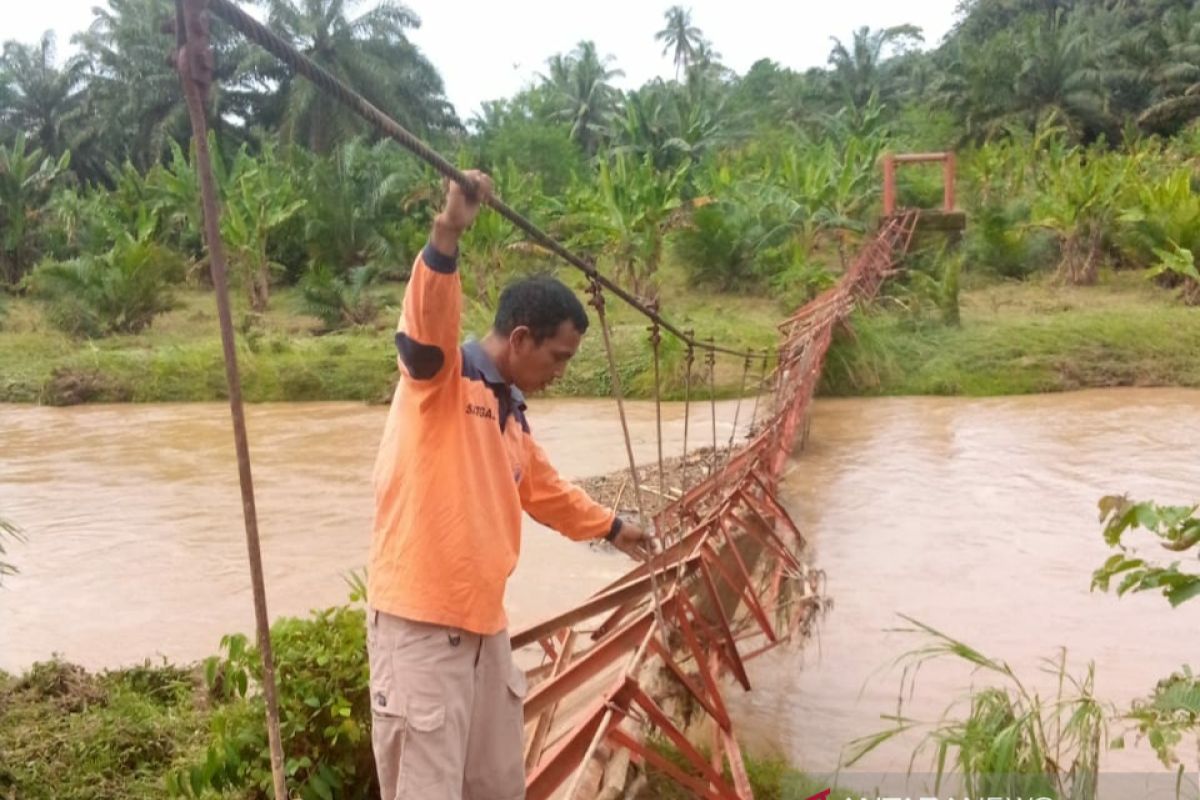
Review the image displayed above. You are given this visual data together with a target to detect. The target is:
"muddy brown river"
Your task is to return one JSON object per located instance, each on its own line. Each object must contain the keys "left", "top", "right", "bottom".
{"left": 2, "top": 389, "right": 1196, "bottom": 785}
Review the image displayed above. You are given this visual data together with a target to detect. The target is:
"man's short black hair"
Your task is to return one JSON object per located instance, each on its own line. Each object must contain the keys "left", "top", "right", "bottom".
{"left": 493, "top": 276, "right": 590, "bottom": 343}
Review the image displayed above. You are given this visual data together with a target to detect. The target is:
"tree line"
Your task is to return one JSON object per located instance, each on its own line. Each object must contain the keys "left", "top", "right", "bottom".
{"left": 4, "top": 0, "right": 1200, "bottom": 337}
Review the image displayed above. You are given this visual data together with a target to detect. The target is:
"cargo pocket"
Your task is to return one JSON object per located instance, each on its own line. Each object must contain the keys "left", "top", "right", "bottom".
{"left": 488, "top": 662, "right": 529, "bottom": 799}
{"left": 397, "top": 697, "right": 450, "bottom": 799}
{"left": 505, "top": 662, "right": 528, "bottom": 702}
{"left": 369, "top": 638, "right": 451, "bottom": 800}
{"left": 368, "top": 644, "right": 407, "bottom": 800}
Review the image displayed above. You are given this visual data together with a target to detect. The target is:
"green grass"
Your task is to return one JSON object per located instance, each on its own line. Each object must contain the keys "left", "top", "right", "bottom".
{"left": 0, "top": 661, "right": 214, "bottom": 800}
{"left": 2, "top": 267, "right": 1196, "bottom": 405}
{"left": 0, "top": 277, "right": 784, "bottom": 405}
{"left": 823, "top": 269, "right": 1200, "bottom": 396}
{"left": 0, "top": 657, "right": 853, "bottom": 800}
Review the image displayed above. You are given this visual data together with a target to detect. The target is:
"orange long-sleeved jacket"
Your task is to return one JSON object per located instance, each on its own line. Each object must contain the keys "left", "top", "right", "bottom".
{"left": 368, "top": 243, "right": 619, "bottom": 635}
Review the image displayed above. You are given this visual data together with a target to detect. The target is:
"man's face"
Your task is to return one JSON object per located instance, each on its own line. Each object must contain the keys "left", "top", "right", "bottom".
{"left": 509, "top": 320, "right": 583, "bottom": 394}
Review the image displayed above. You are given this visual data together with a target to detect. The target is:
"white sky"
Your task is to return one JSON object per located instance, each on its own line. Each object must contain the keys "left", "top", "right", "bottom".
{"left": 6, "top": 0, "right": 962, "bottom": 120}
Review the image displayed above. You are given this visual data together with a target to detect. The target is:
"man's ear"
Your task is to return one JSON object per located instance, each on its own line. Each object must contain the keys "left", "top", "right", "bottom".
{"left": 509, "top": 325, "right": 532, "bottom": 351}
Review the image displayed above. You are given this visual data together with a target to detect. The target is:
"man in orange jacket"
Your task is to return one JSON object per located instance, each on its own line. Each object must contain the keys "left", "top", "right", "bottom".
{"left": 367, "top": 171, "right": 651, "bottom": 800}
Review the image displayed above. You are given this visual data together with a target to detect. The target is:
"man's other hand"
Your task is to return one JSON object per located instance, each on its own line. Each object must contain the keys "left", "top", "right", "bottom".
{"left": 612, "top": 521, "right": 658, "bottom": 561}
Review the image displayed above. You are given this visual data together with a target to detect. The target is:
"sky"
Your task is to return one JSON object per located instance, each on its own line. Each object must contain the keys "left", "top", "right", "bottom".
{"left": 7, "top": 0, "right": 962, "bottom": 120}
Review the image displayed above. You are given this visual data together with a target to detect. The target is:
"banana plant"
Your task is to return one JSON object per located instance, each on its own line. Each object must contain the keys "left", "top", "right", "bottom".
{"left": 758, "top": 134, "right": 876, "bottom": 261}
{"left": 220, "top": 144, "right": 305, "bottom": 312}
{"left": 1032, "top": 148, "right": 1132, "bottom": 285}
{"left": 1119, "top": 167, "right": 1200, "bottom": 263}
{"left": 0, "top": 133, "right": 69, "bottom": 286}
{"left": 1146, "top": 243, "right": 1200, "bottom": 305}
{"left": 566, "top": 153, "right": 685, "bottom": 299}
{"left": 145, "top": 138, "right": 203, "bottom": 258}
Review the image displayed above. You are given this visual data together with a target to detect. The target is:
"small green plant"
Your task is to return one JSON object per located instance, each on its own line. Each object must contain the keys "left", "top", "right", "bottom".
{"left": 671, "top": 200, "right": 760, "bottom": 290}
{"left": 169, "top": 604, "right": 374, "bottom": 800}
{"left": 300, "top": 264, "right": 383, "bottom": 330}
{"left": 1092, "top": 495, "right": 1200, "bottom": 607}
{"left": 844, "top": 617, "right": 1110, "bottom": 800}
{"left": 1, "top": 516, "right": 23, "bottom": 586}
{"left": 965, "top": 201, "right": 1056, "bottom": 280}
{"left": 766, "top": 245, "right": 837, "bottom": 307}
{"left": 1146, "top": 244, "right": 1200, "bottom": 306}
{"left": 899, "top": 244, "right": 963, "bottom": 326}
{"left": 1092, "top": 495, "right": 1200, "bottom": 777}
{"left": 1127, "top": 667, "right": 1200, "bottom": 771}
{"left": 29, "top": 219, "right": 183, "bottom": 336}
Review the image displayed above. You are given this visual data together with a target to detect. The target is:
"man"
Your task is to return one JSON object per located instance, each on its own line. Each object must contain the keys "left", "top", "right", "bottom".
{"left": 367, "top": 171, "right": 651, "bottom": 800}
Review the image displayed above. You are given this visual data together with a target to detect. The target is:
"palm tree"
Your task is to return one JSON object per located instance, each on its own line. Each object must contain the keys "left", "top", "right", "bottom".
{"left": 0, "top": 32, "right": 88, "bottom": 160}
{"left": 827, "top": 25, "right": 923, "bottom": 109}
{"left": 1011, "top": 11, "right": 1107, "bottom": 137}
{"left": 615, "top": 75, "right": 731, "bottom": 172}
{"left": 73, "top": 0, "right": 250, "bottom": 175}
{"left": 655, "top": 6, "right": 704, "bottom": 79}
{"left": 251, "top": 0, "right": 457, "bottom": 153}
{"left": 541, "top": 41, "right": 623, "bottom": 157}
{"left": 1136, "top": 5, "right": 1200, "bottom": 134}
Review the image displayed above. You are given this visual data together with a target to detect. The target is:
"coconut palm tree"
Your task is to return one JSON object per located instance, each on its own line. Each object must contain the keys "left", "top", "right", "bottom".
{"left": 250, "top": 0, "right": 457, "bottom": 153}
{"left": 73, "top": 0, "right": 251, "bottom": 174}
{"left": 0, "top": 32, "right": 88, "bottom": 161}
{"left": 655, "top": 6, "right": 704, "bottom": 79}
{"left": 827, "top": 24, "right": 923, "bottom": 109}
{"left": 1010, "top": 10, "right": 1106, "bottom": 136}
{"left": 541, "top": 41, "right": 623, "bottom": 157}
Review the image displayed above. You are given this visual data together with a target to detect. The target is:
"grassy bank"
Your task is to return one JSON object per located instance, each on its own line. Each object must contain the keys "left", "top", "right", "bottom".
{"left": 0, "top": 278, "right": 782, "bottom": 405}
{"left": 823, "top": 270, "right": 1200, "bottom": 396}
{"left": 0, "top": 661, "right": 211, "bottom": 799}
{"left": 0, "top": 655, "right": 846, "bottom": 800}
{"left": 2, "top": 269, "right": 1196, "bottom": 405}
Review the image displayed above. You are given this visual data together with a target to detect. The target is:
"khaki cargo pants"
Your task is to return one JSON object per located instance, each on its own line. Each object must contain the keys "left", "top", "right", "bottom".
{"left": 368, "top": 609, "right": 528, "bottom": 800}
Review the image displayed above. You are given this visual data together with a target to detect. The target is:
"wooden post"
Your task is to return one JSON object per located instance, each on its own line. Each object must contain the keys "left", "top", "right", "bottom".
{"left": 882, "top": 153, "right": 897, "bottom": 216}
{"left": 943, "top": 151, "right": 956, "bottom": 212}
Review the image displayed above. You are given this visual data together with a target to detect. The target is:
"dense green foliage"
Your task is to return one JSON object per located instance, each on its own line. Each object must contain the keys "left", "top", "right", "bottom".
{"left": 169, "top": 605, "right": 375, "bottom": 800}
{"left": 4, "top": 0, "right": 1200, "bottom": 350}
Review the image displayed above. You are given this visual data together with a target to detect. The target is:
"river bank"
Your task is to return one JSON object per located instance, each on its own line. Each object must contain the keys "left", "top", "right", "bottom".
{"left": 2, "top": 272, "right": 1195, "bottom": 405}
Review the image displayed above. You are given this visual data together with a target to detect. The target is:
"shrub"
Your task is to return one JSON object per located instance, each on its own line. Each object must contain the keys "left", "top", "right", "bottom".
{"left": 965, "top": 200, "right": 1057, "bottom": 280}
{"left": 30, "top": 230, "right": 183, "bottom": 336}
{"left": 671, "top": 201, "right": 759, "bottom": 290}
{"left": 299, "top": 264, "right": 383, "bottom": 330}
{"left": 169, "top": 605, "right": 375, "bottom": 800}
